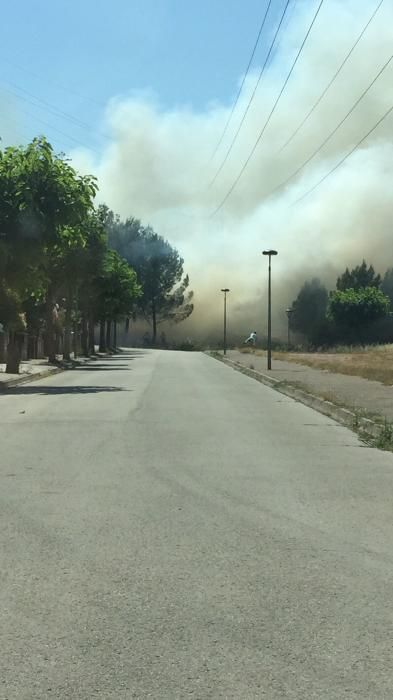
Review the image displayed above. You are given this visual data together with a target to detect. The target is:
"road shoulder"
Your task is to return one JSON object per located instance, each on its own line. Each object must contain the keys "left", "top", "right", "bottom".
{"left": 208, "top": 351, "right": 393, "bottom": 450}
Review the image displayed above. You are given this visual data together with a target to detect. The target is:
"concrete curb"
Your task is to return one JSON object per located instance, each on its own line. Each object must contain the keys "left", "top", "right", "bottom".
{"left": 208, "top": 352, "right": 387, "bottom": 443}
{"left": 0, "top": 366, "right": 64, "bottom": 391}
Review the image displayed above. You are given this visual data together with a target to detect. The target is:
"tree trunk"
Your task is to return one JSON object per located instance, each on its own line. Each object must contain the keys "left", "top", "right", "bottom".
{"left": 0, "top": 331, "right": 7, "bottom": 363}
{"left": 46, "top": 298, "right": 56, "bottom": 363}
{"left": 99, "top": 320, "right": 106, "bottom": 353}
{"left": 81, "top": 316, "right": 89, "bottom": 356}
{"left": 113, "top": 320, "right": 117, "bottom": 350}
{"left": 64, "top": 328, "right": 71, "bottom": 361}
{"left": 152, "top": 300, "right": 157, "bottom": 345}
{"left": 106, "top": 320, "right": 111, "bottom": 350}
{"left": 63, "top": 290, "right": 72, "bottom": 361}
{"left": 6, "top": 332, "right": 21, "bottom": 374}
{"left": 88, "top": 316, "right": 95, "bottom": 355}
{"left": 55, "top": 331, "right": 62, "bottom": 356}
{"left": 27, "top": 334, "right": 36, "bottom": 360}
{"left": 73, "top": 322, "right": 78, "bottom": 359}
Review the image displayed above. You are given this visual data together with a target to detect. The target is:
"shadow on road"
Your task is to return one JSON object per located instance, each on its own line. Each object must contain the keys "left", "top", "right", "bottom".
{"left": 72, "top": 364, "right": 130, "bottom": 371}
{"left": 106, "top": 350, "right": 149, "bottom": 359}
{"left": 106, "top": 356, "right": 145, "bottom": 361}
{"left": 1, "top": 385, "right": 128, "bottom": 396}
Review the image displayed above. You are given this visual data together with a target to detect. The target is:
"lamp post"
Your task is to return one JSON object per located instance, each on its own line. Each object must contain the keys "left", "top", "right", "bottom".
{"left": 221, "top": 288, "right": 230, "bottom": 355}
{"left": 262, "top": 250, "right": 278, "bottom": 370}
{"left": 286, "top": 307, "right": 293, "bottom": 350}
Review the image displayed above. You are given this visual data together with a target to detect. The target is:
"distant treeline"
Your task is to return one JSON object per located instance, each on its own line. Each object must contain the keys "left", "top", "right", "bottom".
{"left": 289, "top": 260, "right": 393, "bottom": 347}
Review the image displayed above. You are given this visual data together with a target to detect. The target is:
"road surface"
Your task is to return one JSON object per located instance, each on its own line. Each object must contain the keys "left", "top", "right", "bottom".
{"left": 1, "top": 350, "right": 393, "bottom": 699}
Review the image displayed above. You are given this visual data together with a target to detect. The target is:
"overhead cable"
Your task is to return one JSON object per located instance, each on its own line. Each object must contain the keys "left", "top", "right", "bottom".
{"left": 211, "top": 0, "right": 326, "bottom": 216}
{"left": 293, "top": 101, "right": 393, "bottom": 203}
{"left": 208, "top": 0, "right": 291, "bottom": 188}
{"left": 267, "top": 51, "right": 393, "bottom": 199}
{"left": 278, "top": 0, "right": 385, "bottom": 153}
{"left": 209, "top": 0, "right": 273, "bottom": 163}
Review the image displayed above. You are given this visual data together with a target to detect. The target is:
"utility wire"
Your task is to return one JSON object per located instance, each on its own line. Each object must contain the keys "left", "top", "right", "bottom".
{"left": 0, "top": 56, "right": 106, "bottom": 109}
{"left": 278, "top": 0, "right": 385, "bottom": 153}
{"left": 267, "top": 51, "right": 393, "bottom": 199}
{"left": 211, "top": 0, "right": 326, "bottom": 216}
{"left": 1, "top": 78, "right": 97, "bottom": 132}
{"left": 209, "top": 0, "right": 273, "bottom": 163}
{"left": 1, "top": 89, "right": 101, "bottom": 155}
{"left": 293, "top": 100, "right": 393, "bottom": 204}
{"left": 208, "top": 0, "right": 291, "bottom": 188}
{"left": 266, "top": 0, "right": 298, "bottom": 71}
{"left": 1, "top": 77, "right": 111, "bottom": 142}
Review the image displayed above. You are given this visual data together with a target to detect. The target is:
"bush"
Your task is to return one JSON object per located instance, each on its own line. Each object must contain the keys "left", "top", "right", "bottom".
{"left": 328, "top": 287, "right": 390, "bottom": 342}
{"left": 176, "top": 339, "right": 196, "bottom": 351}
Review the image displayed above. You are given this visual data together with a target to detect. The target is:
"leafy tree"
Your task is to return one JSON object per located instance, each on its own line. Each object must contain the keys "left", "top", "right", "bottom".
{"left": 381, "top": 268, "right": 393, "bottom": 309}
{"left": 336, "top": 260, "right": 381, "bottom": 291}
{"left": 131, "top": 229, "right": 193, "bottom": 342}
{"left": 328, "top": 287, "right": 389, "bottom": 335}
{"left": 70, "top": 212, "right": 109, "bottom": 356}
{"left": 104, "top": 210, "right": 193, "bottom": 343}
{"left": 291, "top": 278, "right": 329, "bottom": 344}
{"left": 45, "top": 225, "right": 88, "bottom": 359}
{"left": 96, "top": 250, "right": 141, "bottom": 349}
{"left": 0, "top": 137, "right": 97, "bottom": 371}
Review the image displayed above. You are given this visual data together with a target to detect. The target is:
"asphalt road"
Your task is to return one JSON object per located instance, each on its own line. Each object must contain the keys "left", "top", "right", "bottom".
{"left": 1, "top": 350, "right": 393, "bottom": 699}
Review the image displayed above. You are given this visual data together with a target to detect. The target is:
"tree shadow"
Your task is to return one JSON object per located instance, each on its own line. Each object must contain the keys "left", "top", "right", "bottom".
{"left": 105, "top": 351, "right": 148, "bottom": 359}
{"left": 2, "top": 385, "right": 129, "bottom": 396}
{"left": 72, "top": 364, "right": 130, "bottom": 371}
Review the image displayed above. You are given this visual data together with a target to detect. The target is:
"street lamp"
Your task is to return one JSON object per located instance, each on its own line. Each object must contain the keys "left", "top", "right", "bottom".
{"left": 286, "top": 307, "right": 293, "bottom": 350}
{"left": 221, "top": 288, "right": 230, "bottom": 355}
{"left": 262, "top": 250, "right": 278, "bottom": 370}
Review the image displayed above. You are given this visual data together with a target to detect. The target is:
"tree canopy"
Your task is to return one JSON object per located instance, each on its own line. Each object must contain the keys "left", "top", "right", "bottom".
{"left": 0, "top": 138, "right": 192, "bottom": 371}
{"left": 290, "top": 278, "right": 329, "bottom": 344}
{"left": 328, "top": 287, "right": 390, "bottom": 332}
{"left": 104, "top": 209, "right": 193, "bottom": 342}
{"left": 336, "top": 260, "right": 381, "bottom": 291}
{"left": 381, "top": 268, "right": 393, "bottom": 309}
{"left": 290, "top": 262, "right": 393, "bottom": 347}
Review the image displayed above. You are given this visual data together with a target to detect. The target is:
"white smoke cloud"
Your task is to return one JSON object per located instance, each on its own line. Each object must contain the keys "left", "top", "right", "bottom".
{"left": 71, "top": 0, "right": 393, "bottom": 341}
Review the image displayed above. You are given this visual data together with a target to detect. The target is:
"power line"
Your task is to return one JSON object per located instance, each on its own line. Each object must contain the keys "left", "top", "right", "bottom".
{"left": 1, "top": 77, "right": 110, "bottom": 141}
{"left": 293, "top": 100, "right": 393, "bottom": 204}
{"left": 0, "top": 89, "right": 101, "bottom": 155}
{"left": 0, "top": 82, "right": 106, "bottom": 154}
{"left": 211, "top": 0, "right": 326, "bottom": 216}
{"left": 267, "top": 51, "right": 393, "bottom": 199}
{"left": 208, "top": 0, "right": 292, "bottom": 188}
{"left": 209, "top": 0, "right": 273, "bottom": 163}
{"left": 18, "top": 105, "right": 101, "bottom": 155}
{"left": 265, "top": 0, "right": 298, "bottom": 71}
{"left": 278, "top": 0, "right": 385, "bottom": 154}
{"left": 0, "top": 55, "right": 106, "bottom": 110}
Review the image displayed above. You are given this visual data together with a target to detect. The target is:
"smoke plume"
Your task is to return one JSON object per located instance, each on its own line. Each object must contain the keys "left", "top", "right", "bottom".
{"left": 71, "top": 0, "right": 393, "bottom": 342}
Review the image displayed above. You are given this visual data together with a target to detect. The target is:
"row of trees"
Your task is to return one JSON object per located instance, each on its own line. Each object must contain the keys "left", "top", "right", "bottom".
{"left": 290, "top": 261, "right": 393, "bottom": 346}
{"left": 0, "top": 137, "right": 193, "bottom": 373}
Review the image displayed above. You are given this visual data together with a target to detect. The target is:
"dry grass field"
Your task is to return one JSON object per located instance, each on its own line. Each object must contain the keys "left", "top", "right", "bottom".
{"left": 239, "top": 345, "right": 393, "bottom": 386}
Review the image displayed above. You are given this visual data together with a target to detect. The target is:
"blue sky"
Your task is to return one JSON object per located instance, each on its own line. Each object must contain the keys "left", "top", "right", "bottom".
{"left": 1, "top": 0, "right": 290, "bottom": 153}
